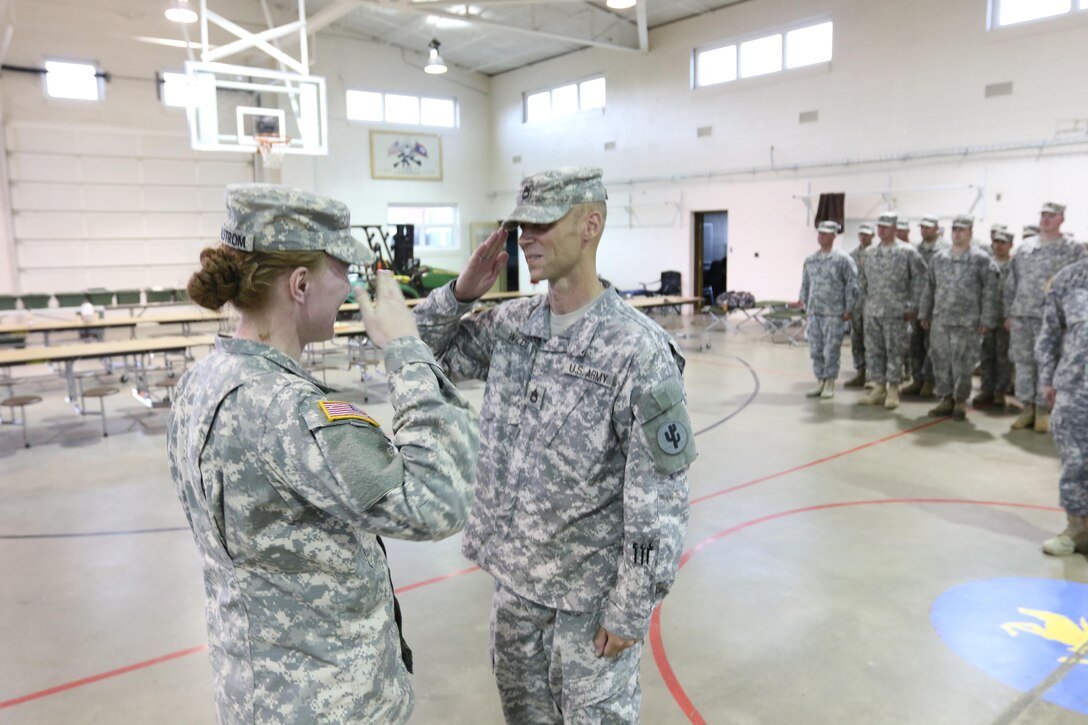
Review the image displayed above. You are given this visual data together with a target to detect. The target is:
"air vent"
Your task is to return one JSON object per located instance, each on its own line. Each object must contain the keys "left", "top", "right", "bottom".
{"left": 512, "top": 155, "right": 522, "bottom": 163}
{"left": 985, "top": 81, "right": 1013, "bottom": 98}
{"left": 604, "top": 141, "right": 616, "bottom": 151}
{"left": 696, "top": 126, "right": 712, "bottom": 138}
{"left": 799, "top": 110, "right": 819, "bottom": 124}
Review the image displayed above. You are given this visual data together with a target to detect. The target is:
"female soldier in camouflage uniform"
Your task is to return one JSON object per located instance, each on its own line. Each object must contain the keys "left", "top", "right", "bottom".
{"left": 168, "top": 184, "right": 479, "bottom": 724}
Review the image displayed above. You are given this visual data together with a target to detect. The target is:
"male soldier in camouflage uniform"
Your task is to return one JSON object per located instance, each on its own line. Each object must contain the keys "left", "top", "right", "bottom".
{"left": 903, "top": 214, "right": 946, "bottom": 398}
{"left": 844, "top": 224, "right": 874, "bottom": 388}
{"left": 414, "top": 167, "right": 695, "bottom": 723}
{"left": 975, "top": 228, "right": 1015, "bottom": 407}
{"left": 857, "top": 212, "right": 927, "bottom": 409}
{"left": 1004, "top": 201, "right": 1086, "bottom": 432}
{"left": 990, "top": 223, "right": 1008, "bottom": 247}
{"left": 168, "top": 185, "right": 479, "bottom": 724}
{"left": 796, "top": 220, "right": 858, "bottom": 399}
{"left": 1036, "top": 257, "right": 1088, "bottom": 556}
{"left": 918, "top": 215, "right": 1000, "bottom": 420}
{"left": 895, "top": 219, "right": 911, "bottom": 243}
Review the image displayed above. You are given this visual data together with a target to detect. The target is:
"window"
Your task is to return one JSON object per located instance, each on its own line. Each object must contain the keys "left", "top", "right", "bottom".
{"left": 44, "top": 60, "right": 100, "bottom": 101}
{"left": 346, "top": 89, "right": 457, "bottom": 128}
{"left": 523, "top": 75, "right": 606, "bottom": 122}
{"left": 694, "top": 20, "right": 832, "bottom": 88}
{"left": 388, "top": 205, "right": 458, "bottom": 250}
{"left": 990, "top": 0, "right": 1088, "bottom": 27}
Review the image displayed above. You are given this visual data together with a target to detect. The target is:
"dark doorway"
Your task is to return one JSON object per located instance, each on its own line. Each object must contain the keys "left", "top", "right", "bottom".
{"left": 694, "top": 211, "right": 728, "bottom": 307}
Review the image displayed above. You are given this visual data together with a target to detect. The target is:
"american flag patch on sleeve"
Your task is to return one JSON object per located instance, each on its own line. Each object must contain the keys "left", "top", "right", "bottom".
{"left": 318, "top": 400, "right": 380, "bottom": 426}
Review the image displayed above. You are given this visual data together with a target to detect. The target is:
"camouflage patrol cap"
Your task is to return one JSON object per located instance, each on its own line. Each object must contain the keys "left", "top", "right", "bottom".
{"left": 920, "top": 214, "right": 939, "bottom": 228}
{"left": 1040, "top": 201, "right": 1065, "bottom": 215}
{"left": 817, "top": 220, "right": 840, "bottom": 234}
{"left": 876, "top": 212, "right": 898, "bottom": 227}
{"left": 993, "top": 229, "right": 1014, "bottom": 243}
{"left": 858, "top": 224, "right": 875, "bottom": 235}
{"left": 1023, "top": 224, "right": 1039, "bottom": 237}
{"left": 502, "top": 167, "right": 607, "bottom": 229}
{"left": 990, "top": 223, "right": 1008, "bottom": 233}
{"left": 220, "top": 184, "right": 373, "bottom": 266}
{"left": 951, "top": 214, "right": 974, "bottom": 229}
{"left": 896, "top": 220, "right": 910, "bottom": 230}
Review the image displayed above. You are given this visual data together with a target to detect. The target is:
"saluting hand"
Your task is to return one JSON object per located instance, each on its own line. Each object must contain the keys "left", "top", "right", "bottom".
{"left": 357, "top": 270, "right": 419, "bottom": 349}
{"left": 454, "top": 227, "right": 509, "bottom": 302}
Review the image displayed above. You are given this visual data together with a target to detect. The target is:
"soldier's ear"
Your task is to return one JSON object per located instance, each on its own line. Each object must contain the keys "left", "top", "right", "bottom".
{"left": 581, "top": 208, "right": 603, "bottom": 245}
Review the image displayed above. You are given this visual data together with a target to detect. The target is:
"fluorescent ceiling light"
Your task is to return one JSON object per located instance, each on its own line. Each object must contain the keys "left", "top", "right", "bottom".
{"left": 606, "top": 0, "right": 637, "bottom": 9}
{"left": 424, "top": 39, "right": 448, "bottom": 74}
{"left": 165, "top": 0, "right": 198, "bottom": 24}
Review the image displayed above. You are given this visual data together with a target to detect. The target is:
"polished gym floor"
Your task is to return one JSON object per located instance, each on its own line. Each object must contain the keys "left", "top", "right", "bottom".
{"left": 1, "top": 315, "right": 1086, "bottom": 724}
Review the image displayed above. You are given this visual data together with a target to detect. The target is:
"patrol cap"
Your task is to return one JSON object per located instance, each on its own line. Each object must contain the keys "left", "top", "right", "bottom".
{"left": 502, "top": 167, "right": 607, "bottom": 230}
{"left": 220, "top": 184, "right": 373, "bottom": 266}
{"left": 876, "top": 212, "right": 898, "bottom": 227}
{"left": 896, "top": 220, "right": 910, "bottom": 230}
{"left": 858, "top": 224, "right": 875, "bottom": 235}
{"left": 920, "top": 214, "right": 939, "bottom": 228}
{"left": 993, "top": 230, "right": 1014, "bottom": 243}
{"left": 951, "top": 214, "right": 974, "bottom": 229}
{"left": 1040, "top": 201, "right": 1065, "bottom": 215}
{"left": 817, "top": 220, "right": 841, "bottom": 234}
{"left": 1022, "top": 224, "right": 1039, "bottom": 237}
{"left": 990, "top": 223, "right": 1008, "bottom": 233}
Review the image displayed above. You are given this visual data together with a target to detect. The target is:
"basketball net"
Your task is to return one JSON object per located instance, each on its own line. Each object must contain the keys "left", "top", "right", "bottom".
{"left": 255, "top": 134, "right": 289, "bottom": 184}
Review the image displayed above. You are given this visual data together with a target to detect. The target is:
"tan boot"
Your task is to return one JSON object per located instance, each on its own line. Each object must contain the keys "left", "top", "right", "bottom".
{"left": 1011, "top": 404, "right": 1036, "bottom": 430}
{"left": 919, "top": 380, "right": 936, "bottom": 399}
{"left": 928, "top": 397, "right": 954, "bottom": 417}
{"left": 952, "top": 399, "right": 967, "bottom": 421}
{"left": 806, "top": 380, "right": 825, "bottom": 398}
{"left": 820, "top": 379, "right": 835, "bottom": 399}
{"left": 1034, "top": 408, "right": 1050, "bottom": 433}
{"left": 901, "top": 378, "right": 924, "bottom": 396}
{"left": 859, "top": 383, "right": 886, "bottom": 406}
{"left": 884, "top": 383, "right": 900, "bottom": 410}
{"left": 844, "top": 369, "right": 866, "bottom": 388}
{"left": 1042, "top": 514, "right": 1088, "bottom": 556}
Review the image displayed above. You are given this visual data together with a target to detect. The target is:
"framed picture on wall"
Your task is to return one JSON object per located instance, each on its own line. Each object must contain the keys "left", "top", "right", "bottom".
{"left": 370, "top": 131, "right": 443, "bottom": 181}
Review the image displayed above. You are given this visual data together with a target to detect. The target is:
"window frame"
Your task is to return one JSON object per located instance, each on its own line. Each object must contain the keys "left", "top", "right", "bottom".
{"left": 987, "top": 0, "right": 1088, "bottom": 30}
{"left": 522, "top": 74, "right": 607, "bottom": 123}
{"left": 692, "top": 17, "right": 833, "bottom": 90}
{"left": 346, "top": 88, "right": 458, "bottom": 129}
{"left": 387, "top": 203, "right": 460, "bottom": 252}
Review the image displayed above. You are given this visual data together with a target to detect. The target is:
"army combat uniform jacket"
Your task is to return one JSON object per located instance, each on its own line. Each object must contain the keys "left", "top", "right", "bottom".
{"left": 919, "top": 246, "right": 1001, "bottom": 328}
{"left": 415, "top": 283, "right": 695, "bottom": 641}
{"left": 799, "top": 247, "right": 859, "bottom": 315}
{"left": 859, "top": 241, "right": 927, "bottom": 318}
{"left": 1004, "top": 237, "right": 1087, "bottom": 319}
{"left": 167, "top": 336, "right": 478, "bottom": 724}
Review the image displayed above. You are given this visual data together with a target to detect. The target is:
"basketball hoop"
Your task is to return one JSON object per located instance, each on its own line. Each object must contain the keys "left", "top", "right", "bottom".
{"left": 255, "top": 133, "right": 290, "bottom": 171}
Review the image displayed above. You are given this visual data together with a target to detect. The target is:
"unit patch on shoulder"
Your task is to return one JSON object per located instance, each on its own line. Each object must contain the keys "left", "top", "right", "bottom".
{"left": 318, "top": 400, "right": 379, "bottom": 426}
{"left": 656, "top": 419, "right": 689, "bottom": 455}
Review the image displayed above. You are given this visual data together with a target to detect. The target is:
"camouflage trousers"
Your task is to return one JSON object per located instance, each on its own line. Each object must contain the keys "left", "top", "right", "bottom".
{"left": 1009, "top": 317, "right": 1046, "bottom": 408}
{"left": 863, "top": 315, "right": 910, "bottom": 385}
{"left": 1052, "top": 388, "right": 1088, "bottom": 516}
{"left": 850, "top": 311, "right": 865, "bottom": 370}
{"left": 490, "top": 583, "right": 641, "bottom": 725}
{"left": 929, "top": 324, "right": 981, "bottom": 402}
{"left": 908, "top": 320, "right": 934, "bottom": 383}
{"left": 979, "top": 327, "right": 1011, "bottom": 395}
{"left": 807, "top": 314, "right": 847, "bottom": 380}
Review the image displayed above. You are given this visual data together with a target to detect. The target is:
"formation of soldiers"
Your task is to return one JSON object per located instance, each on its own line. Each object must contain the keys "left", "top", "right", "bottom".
{"left": 796, "top": 201, "right": 1087, "bottom": 557}
{"left": 798, "top": 201, "right": 1084, "bottom": 429}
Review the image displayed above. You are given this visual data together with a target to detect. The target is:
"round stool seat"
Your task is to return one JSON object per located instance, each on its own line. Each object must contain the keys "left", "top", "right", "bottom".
{"left": 83, "top": 386, "right": 120, "bottom": 398}
{"left": 2, "top": 395, "right": 42, "bottom": 407}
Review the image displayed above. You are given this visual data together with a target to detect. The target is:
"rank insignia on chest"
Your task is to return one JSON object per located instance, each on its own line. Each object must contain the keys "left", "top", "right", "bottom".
{"left": 318, "top": 400, "right": 379, "bottom": 426}
{"left": 564, "top": 362, "right": 614, "bottom": 388}
{"left": 657, "top": 419, "right": 689, "bottom": 455}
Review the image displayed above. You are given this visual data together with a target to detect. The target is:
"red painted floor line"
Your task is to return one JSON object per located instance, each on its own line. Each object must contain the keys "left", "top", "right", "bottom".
{"left": 0, "top": 645, "right": 209, "bottom": 710}
{"left": 690, "top": 417, "right": 948, "bottom": 505}
{"left": 394, "top": 565, "right": 480, "bottom": 594}
{"left": 651, "top": 498, "right": 1064, "bottom": 724}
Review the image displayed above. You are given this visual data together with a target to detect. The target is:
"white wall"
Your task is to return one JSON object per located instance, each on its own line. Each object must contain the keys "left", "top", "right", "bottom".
{"left": 487, "top": 0, "right": 1088, "bottom": 299}
{"left": 0, "top": 0, "right": 492, "bottom": 295}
